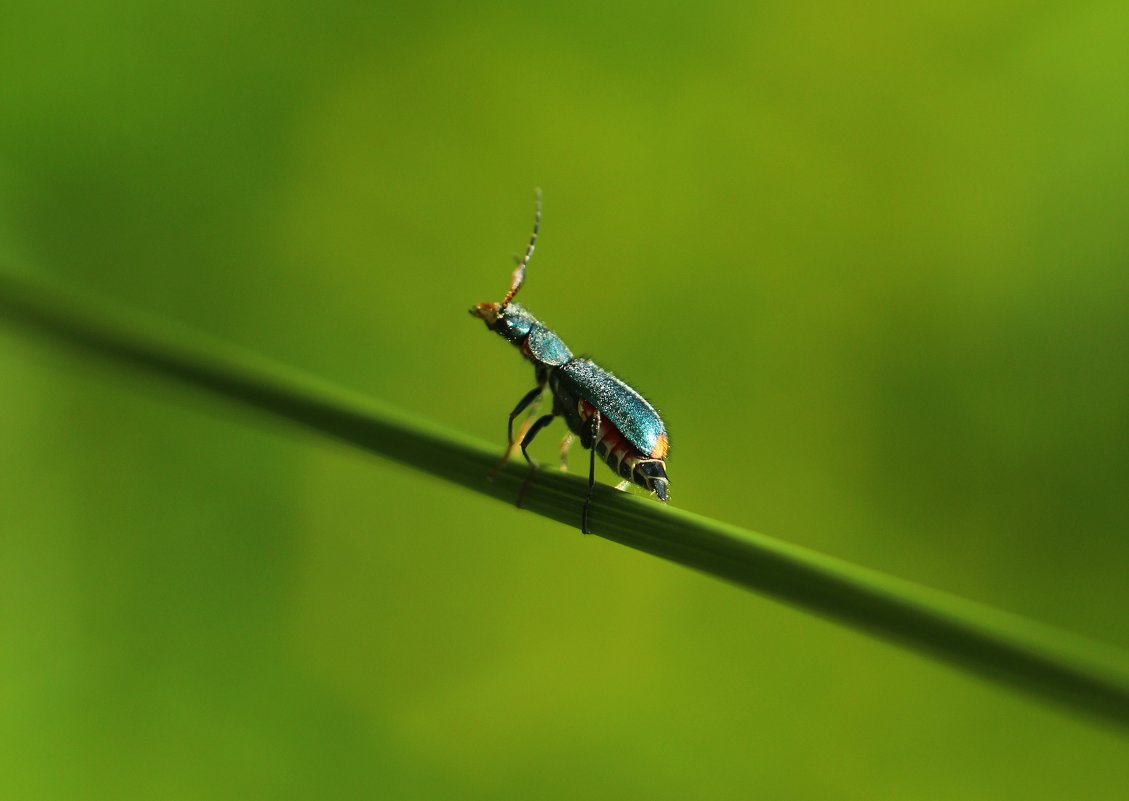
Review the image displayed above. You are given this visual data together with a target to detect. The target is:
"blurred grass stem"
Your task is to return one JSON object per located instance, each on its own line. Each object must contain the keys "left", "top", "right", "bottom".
{"left": 3, "top": 267, "right": 1129, "bottom": 734}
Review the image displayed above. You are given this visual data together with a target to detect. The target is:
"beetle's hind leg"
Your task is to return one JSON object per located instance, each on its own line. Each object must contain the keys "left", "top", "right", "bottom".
{"left": 516, "top": 413, "right": 556, "bottom": 508}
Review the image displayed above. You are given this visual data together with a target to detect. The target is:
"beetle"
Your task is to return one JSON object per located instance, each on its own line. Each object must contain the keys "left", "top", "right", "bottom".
{"left": 470, "top": 190, "right": 670, "bottom": 533}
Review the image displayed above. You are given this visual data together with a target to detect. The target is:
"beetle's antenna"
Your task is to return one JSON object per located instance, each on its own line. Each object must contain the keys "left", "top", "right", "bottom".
{"left": 501, "top": 188, "right": 541, "bottom": 309}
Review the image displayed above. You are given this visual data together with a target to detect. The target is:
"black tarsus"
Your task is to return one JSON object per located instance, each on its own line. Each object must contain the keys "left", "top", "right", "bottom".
{"left": 581, "top": 409, "right": 601, "bottom": 534}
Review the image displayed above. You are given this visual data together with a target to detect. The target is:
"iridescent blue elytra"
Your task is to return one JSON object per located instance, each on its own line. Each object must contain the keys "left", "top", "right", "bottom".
{"left": 470, "top": 191, "right": 670, "bottom": 533}
{"left": 556, "top": 359, "right": 667, "bottom": 459}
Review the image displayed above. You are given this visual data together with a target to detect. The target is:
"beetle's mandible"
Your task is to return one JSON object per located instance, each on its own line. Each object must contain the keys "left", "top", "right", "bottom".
{"left": 470, "top": 190, "right": 670, "bottom": 533}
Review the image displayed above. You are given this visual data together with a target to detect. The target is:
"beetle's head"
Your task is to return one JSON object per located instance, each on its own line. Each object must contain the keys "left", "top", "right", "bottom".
{"left": 469, "top": 301, "right": 535, "bottom": 344}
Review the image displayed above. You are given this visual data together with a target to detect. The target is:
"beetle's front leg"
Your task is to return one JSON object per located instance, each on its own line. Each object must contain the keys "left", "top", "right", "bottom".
{"left": 515, "top": 413, "right": 556, "bottom": 508}
{"left": 488, "top": 383, "right": 544, "bottom": 479}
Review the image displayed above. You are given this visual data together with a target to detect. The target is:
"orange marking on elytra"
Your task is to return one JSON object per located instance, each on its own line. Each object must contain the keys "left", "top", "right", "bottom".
{"left": 650, "top": 434, "right": 669, "bottom": 460}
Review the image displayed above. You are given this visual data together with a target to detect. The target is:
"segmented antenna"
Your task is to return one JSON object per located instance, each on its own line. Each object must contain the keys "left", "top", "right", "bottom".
{"left": 500, "top": 188, "right": 541, "bottom": 309}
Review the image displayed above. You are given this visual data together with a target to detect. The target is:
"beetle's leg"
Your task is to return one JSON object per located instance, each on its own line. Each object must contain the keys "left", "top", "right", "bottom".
{"left": 559, "top": 433, "right": 574, "bottom": 472}
{"left": 488, "top": 384, "right": 544, "bottom": 480}
{"left": 507, "top": 385, "right": 545, "bottom": 451}
{"left": 581, "top": 410, "right": 601, "bottom": 534}
{"left": 614, "top": 480, "right": 631, "bottom": 491}
{"left": 508, "top": 392, "right": 543, "bottom": 454}
{"left": 515, "top": 413, "right": 556, "bottom": 508}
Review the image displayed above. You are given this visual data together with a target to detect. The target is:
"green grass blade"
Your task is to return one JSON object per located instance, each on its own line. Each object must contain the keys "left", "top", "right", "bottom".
{"left": 3, "top": 266, "right": 1129, "bottom": 733}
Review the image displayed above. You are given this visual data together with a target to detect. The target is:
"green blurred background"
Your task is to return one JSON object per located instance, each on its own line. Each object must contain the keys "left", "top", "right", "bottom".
{"left": 2, "top": 1, "right": 1128, "bottom": 798}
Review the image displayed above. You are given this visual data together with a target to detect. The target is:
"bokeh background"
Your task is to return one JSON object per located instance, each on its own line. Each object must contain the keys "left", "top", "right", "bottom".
{"left": 3, "top": 2, "right": 1129, "bottom": 798}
